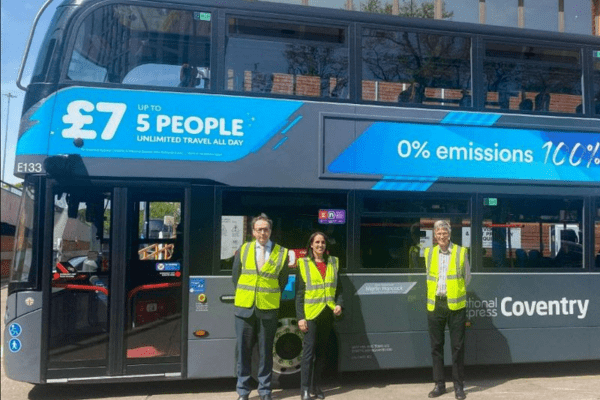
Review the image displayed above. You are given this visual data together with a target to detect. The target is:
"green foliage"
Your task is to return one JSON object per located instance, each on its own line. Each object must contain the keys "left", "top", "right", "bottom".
{"left": 150, "top": 202, "right": 181, "bottom": 224}
{"left": 360, "top": 0, "right": 454, "bottom": 19}
{"left": 138, "top": 202, "right": 181, "bottom": 236}
{"left": 360, "top": 0, "right": 393, "bottom": 13}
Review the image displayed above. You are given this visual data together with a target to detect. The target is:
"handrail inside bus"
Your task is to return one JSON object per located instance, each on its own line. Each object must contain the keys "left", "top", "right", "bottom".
{"left": 128, "top": 282, "right": 182, "bottom": 300}
{"left": 16, "top": 0, "right": 56, "bottom": 91}
{"left": 52, "top": 283, "right": 109, "bottom": 296}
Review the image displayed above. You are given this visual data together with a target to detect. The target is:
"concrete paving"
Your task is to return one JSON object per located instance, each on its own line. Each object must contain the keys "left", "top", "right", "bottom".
{"left": 2, "top": 282, "right": 599, "bottom": 400}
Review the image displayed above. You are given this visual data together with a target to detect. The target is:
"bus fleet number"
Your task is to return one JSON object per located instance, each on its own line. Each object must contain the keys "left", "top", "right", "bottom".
{"left": 17, "top": 162, "right": 43, "bottom": 173}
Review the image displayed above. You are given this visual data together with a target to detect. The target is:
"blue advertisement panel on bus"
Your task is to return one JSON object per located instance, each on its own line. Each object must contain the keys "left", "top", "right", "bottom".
{"left": 16, "top": 87, "right": 599, "bottom": 190}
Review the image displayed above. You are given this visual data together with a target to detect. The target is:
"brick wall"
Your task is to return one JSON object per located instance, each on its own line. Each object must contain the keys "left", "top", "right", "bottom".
{"left": 1, "top": 235, "right": 15, "bottom": 278}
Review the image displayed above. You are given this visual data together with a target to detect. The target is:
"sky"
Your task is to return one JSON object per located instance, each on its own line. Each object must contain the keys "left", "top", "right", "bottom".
{"left": 1, "top": 0, "right": 61, "bottom": 185}
{"left": 0, "top": 0, "right": 593, "bottom": 185}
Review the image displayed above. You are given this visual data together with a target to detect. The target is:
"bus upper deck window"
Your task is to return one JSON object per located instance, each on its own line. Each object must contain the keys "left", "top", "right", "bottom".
{"left": 66, "top": 5, "right": 211, "bottom": 88}
{"left": 483, "top": 42, "right": 582, "bottom": 114}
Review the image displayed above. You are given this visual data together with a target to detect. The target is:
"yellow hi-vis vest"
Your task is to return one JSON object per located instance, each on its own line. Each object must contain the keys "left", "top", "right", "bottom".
{"left": 424, "top": 245, "right": 467, "bottom": 311}
{"left": 234, "top": 241, "right": 288, "bottom": 310}
{"left": 298, "top": 256, "right": 339, "bottom": 320}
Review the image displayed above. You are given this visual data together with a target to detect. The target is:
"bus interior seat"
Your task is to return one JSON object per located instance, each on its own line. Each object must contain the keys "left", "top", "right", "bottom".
{"left": 519, "top": 99, "right": 533, "bottom": 111}
{"left": 515, "top": 248, "right": 528, "bottom": 268}
{"left": 560, "top": 229, "right": 578, "bottom": 244}
{"left": 527, "top": 249, "right": 541, "bottom": 268}
{"left": 534, "top": 92, "right": 550, "bottom": 111}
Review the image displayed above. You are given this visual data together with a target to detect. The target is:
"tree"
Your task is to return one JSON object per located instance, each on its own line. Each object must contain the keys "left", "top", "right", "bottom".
{"left": 360, "top": 0, "right": 393, "bottom": 14}
{"left": 284, "top": 44, "right": 349, "bottom": 98}
{"left": 361, "top": 28, "right": 470, "bottom": 103}
{"left": 360, "top": 0, "right": 454, "bottom": 19}
{"left": 138, "top": 202, "right": 181, "bottom": 237}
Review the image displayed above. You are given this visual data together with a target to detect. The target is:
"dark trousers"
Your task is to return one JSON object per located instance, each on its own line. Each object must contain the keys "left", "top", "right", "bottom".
{"left": 235, "top": 313, "right": 278, "bottom": 396}
{"left": 427, "top": 296, "right": 466, "bottom": 386}
{"left": 301, "top": 307, "right": 334, "bottom": 391}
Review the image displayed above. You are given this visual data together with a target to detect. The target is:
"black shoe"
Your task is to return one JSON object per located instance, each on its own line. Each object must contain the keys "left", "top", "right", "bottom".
{"left": 311, "top": 387, "right": 325, "bottom": 400}
{"left": 428, "top": 384, "right": 446, "bottom": 398}
{"left": 301, "top": 389, "right": 315, "bottom": 400}
{"left": 237, "top": 396, "right": 249, "bottom": 400}
{"left": 260, "top": 394, "right": 273, "bottom": 400}
{"left": 454, "top": 385, "right": 466, "bottom": 400}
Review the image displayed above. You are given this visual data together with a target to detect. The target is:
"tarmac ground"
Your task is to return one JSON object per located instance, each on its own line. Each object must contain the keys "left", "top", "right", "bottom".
{"left": 2, "top": 280, "right": 599, "bottom": 400}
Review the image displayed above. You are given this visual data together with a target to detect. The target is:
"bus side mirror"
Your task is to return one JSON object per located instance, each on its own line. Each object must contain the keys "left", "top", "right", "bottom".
{"left": 44, "top": 154, "right": 89, "bottom": 180}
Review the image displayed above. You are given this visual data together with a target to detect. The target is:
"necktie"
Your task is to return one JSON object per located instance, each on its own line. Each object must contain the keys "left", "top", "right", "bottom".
{"left": 257, "top": 245, "right": 265, "bottom": 270}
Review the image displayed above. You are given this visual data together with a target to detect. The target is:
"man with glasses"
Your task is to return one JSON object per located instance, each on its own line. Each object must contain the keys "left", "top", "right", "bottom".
{"left": 232, "top": 214, "right": 294, "bottom": 400}
{"left": 425, "top": 220, "right": 471, "bottom": 400}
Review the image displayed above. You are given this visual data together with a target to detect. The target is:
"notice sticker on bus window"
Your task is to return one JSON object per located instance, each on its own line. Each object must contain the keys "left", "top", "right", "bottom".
{"left": 318, "top": 209, "right": 345, "bottom": 224}
{"left": 194, "top": 12, "right": 211, "bottom": 21}
{"left": 156, "top": 262, "right": 180, "bottom": 272}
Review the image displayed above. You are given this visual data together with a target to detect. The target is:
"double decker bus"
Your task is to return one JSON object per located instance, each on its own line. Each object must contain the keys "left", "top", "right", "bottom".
{"left": 4, "top": 0, "right": 600, "bottom": 385}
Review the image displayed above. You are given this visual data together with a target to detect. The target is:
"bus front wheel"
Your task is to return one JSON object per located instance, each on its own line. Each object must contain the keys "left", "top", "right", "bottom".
{"left": 251, "top": 317, "right": 304, "bottom": 388}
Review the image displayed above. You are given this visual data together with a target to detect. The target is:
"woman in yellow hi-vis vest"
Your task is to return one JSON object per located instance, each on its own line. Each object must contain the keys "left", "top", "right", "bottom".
{"left": 296, "top": 232, "right": 343, "bottom": 400}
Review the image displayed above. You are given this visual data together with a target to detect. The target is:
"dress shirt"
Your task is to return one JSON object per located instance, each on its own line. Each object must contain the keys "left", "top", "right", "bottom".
{"left": 256, "top": 240, "right": 272, "bottom": 264}
{"left": 254, "top": 240, "right": 296, "bottom": 269}
{"left": 436, "top": 242, "right": 471, "bottom": 296}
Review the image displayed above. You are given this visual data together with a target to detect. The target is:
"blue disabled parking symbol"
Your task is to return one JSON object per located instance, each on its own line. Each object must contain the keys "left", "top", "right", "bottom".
{"left": 9, "top": 323, "right": 22, "bottom": 338}
{"left": 9, "top": 338, "right": 22, "bottom": 353}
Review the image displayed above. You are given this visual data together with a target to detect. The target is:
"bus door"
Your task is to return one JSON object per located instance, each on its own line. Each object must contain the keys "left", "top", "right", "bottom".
{"left": 123, "top": 190, "right": 185, "bottom": 376}
{"left": 47, "top": 186, "right": 113, "bottom": 378}
{"left": 46, "top": 185, "right": 186, "bottom": 380}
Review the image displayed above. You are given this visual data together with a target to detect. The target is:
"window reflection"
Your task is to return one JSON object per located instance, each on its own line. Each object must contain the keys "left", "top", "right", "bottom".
{"left": 593, "top": 50, "right": 600, "bottom": 115}
{"left": 49, "top": 190, "right": 111, "bottom": 364}
{"left": 482, "top": 197, "right": 584, "bottom": 269}
{"left": 360, "top": 217, "right": 470, "bottom": 269}
{"left": 10, "top": 182, "right": 36, "bottom": 286}
{"left": 220, "top": 191, "right": 347, "bottom": 270}
{"left": 595, "top": 204, "right": 600, "bottom": 269}
{"left": 483, "top": 43, "right": 582, "bottom": 114}
{"left": 67, "top": 5, "right": 211, "bottom": 88}
{"left": 361, "top": 28, "right": 471, "bottom": 106}
{"left": 226, "top": 18, "right": 349, "bottom": 98}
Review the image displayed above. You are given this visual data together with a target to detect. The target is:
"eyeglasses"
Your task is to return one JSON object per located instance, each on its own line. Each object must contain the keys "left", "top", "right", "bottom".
{"left": 435, "top": 231, "right": 449, "bottom": 237}
{"left": 254, "top": 228, "right": 270, "bottom": 233}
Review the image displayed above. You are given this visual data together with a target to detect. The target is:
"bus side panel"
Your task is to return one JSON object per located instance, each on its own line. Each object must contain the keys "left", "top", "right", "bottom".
{"left": 3, "top": 306, "right": 42, "bottom": 383}
{"left": 337, "top": 273, "right": 599, "bottom": 371}
{"left": 4, "top": 292, "right": 17, "bottom": 325}
{"left": 187, "top": 276, "right": 236, "bottom": 379}
{"left": 338, "top": 331, "right": 433, "bottom": 371}
{"left": 338, "top": 274, "right": 430, "bottom": 371}
{"left": 476, "top": 327, "right": 600, "bottom": 364}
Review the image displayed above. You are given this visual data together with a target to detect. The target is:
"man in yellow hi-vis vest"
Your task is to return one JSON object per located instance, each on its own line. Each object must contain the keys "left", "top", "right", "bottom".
{"left": 232, "top": 214, "right": 293, "bottom": 400}
{"left": 425, "top": 220, "right": 471, "bottom": 400}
